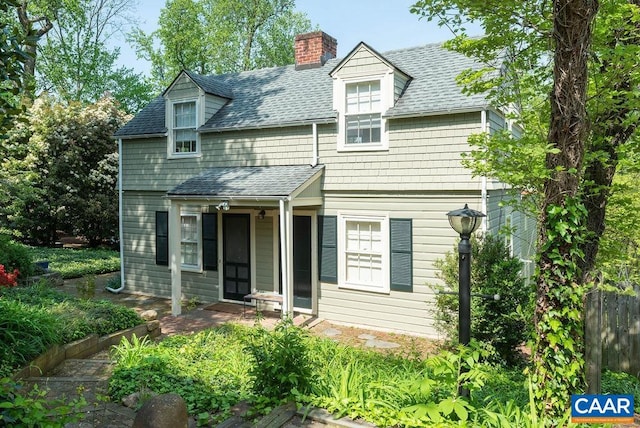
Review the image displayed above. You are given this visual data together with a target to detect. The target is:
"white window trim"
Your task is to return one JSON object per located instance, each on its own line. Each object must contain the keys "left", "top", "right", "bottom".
{"left": 335, "top": 74, "right": 392, "bottom": 152}
{"left": 167, "top": 98, "right": 202, "bottom": 159}
{"left": 180, "top": 208, "right": 202, "bottom": 272}
{"left": 337, "top": 212, "right": 390, "bottom": 293}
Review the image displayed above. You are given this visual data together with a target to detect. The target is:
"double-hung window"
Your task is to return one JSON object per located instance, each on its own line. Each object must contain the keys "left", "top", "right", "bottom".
{"left": 180, "top": 211, "right": 201, "bottom": 270}
{"left": 173, "top": 101, "right": 197, "bottom": 154}
{"left": 345, "top": 81, "right": 381, "bottom": 145}
{"left": 339, "top": 214, "right": 389, "bottom": 293}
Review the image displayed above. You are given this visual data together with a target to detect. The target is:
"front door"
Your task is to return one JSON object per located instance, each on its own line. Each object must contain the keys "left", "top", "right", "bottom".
{"left": 223, "top": 214, "right": 250, "bottom": 301}
{"left": 292, "top": 216, "right": 312, "bottom": 309}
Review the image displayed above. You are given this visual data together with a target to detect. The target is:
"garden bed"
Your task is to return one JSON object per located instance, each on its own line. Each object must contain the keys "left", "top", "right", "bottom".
{"left": 12, "top": 320, "right": 161, "bottom": 380}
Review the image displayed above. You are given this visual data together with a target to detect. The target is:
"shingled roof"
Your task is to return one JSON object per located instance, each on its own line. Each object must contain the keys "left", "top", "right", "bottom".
{"left": 114, "top": 41, "right": 491, "bottom": 138}
{"left": 167, "top": 165, "right": 324, "bottom": 198}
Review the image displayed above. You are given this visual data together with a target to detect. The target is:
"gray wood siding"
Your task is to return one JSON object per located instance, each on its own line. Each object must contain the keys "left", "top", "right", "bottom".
{"left": 122, "top": 113, "right": 483, "bottom": 193}
{"left": 486, "top": 188, "right": 537, "bottom": 281}
{"left": 205, "top": 94, "right": 227, "bottom": 119}
{"left": 255, "top": 215, "right": 275, "bottom": 291}
{"left": 335, "top": 47, "right": 390, "bottom": 77}
{"left": 122, "top": 127, "right": 314, "bottom": 192}
{"left": 488, "top": 110, "right": 506, "bottom": 134}
{"left": 167, "top": 75, "right": 199, "bottom": 100}
{"left": 317, "top": 193, "right": 483, "bottom": 338}
{"left": 394, "top": 73, "right": 409, "bottom": 102}
{"left": 320, "top": 113, "right": 483, "bottom": 191}
{"left": 122, "top": 191, "right": 219, "bottom": 303}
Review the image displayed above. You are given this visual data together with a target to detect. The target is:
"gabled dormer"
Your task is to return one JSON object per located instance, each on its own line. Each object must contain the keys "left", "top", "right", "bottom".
{"left": 330, "top": 43, "right": 411, "bottom": 152}
{"left": 163, "top": 70, "right": 232, "bottom": 159}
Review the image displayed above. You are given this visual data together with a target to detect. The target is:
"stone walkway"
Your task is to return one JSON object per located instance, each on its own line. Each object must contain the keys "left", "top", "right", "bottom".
{"left": 20, "top": 273, "right": 393, "bottom": 427}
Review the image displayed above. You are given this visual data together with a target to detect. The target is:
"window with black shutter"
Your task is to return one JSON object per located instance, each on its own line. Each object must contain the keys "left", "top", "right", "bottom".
{"left": 390, "top": 218, "right": 412, "bottom": 292}
{"left": 202, "top": 213, "right": 217, "bottom": 271}
{"left": 156, "top": 211, "right": 168, "bottom": 266}
{"left": 318, "top": 215, "right": 337, "bottom": 283}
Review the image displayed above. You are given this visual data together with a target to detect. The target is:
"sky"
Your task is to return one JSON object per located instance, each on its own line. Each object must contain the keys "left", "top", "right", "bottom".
{"left": 114, "top": 0, "right": 483, "bottom": 76}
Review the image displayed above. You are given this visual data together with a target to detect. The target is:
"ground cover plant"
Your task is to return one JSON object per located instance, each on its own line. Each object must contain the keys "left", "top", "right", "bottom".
{"left": 0, "top": 281, "right": 142, "bottom": 377}
{"left": 109, "top": 320, "right": 639, "bottom": 427}
{"left": 26, "top": 246, "right": 120, "bottom": 279}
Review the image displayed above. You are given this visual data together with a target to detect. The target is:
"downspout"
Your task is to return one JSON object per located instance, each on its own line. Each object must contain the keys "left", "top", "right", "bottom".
{"left": 480, "top": 110, "right": 488, "bottom": 233}
{"left": 311, "top": 122, "right": 318, "bottom": 167}
{"left": 107, "top": 137, "right": 125, "bottom": 293}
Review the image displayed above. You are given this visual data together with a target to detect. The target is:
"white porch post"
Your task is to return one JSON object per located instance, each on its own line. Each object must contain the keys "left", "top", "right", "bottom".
{"left": 279, "top": 199, "right": 294, "bottom": 318}
{"left": 169, "top": 201, "right": 182, "bottom": 316}
{"left": 284, "top": 200, "right": 294, "bottom": 317}
{"left": 279, "top": 200, "right": 288, "bottom": 316}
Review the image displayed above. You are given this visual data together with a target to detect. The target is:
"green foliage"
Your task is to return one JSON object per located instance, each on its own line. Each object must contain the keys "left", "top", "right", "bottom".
{"left": 76, "top": 274, "right": 96, "bottom": 299}
{"left": 0, "top": 0, "right": 33, "bottom": 139}
{"left": 244, "top": 317, "right": 314, "bottom": 402}
{"left": 601, "top": 370, "right": 640, "bottom": 413}
{"left": 0, "top": 281, "right": 142, "bottom": 376}
{"left": 596, "top": 170, "right": 640, "bottom": 286}
{"left": 2, "top": 95, "right": 128, "bottom": 246}
{"left": 129, "top": 0, "right": 314, "bottom": 89}
{"left": 0, "top": 297, "right": 63, "bottom": 376}
{"left": 432, "top": 234, "right": 533, "bottom": 365}
{"left": 107, "top": 320, "right": 640, "bottom": 427}
{"left": 26, "top": 246, "right": 120, "bottom": 279}
{"left": 531, "top": 198, "right": 589, "bottom": 421}
{"left": 0, "top": 377, "right": 86, "bottom": 427}
{"left": 0, "top": 233, "right": 34, "bottom": 278}
{"left": 109, "top": 327, "right": 253, "bottom": 424}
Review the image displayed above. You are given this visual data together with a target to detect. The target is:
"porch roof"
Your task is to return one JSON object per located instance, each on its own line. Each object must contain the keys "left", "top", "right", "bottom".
{"left": 166, "top": 164, "right": 324, "bottom": 200}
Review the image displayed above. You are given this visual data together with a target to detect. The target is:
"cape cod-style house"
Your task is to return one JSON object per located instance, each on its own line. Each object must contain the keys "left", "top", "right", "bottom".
{"left": 114, "top": 31, "right": 535, "bottom": 337}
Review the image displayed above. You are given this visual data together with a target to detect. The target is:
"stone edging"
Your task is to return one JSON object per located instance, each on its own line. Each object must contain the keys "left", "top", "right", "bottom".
{"left": 12, "top": 320, "right": 161, "bottom": 380}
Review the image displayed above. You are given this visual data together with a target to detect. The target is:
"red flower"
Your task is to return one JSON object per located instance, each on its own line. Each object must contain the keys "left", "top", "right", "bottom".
{"left": 0, "top": 264, "right": 19, "bottom": 287}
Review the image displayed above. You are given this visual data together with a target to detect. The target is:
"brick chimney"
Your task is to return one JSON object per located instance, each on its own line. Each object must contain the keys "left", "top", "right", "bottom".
{"left": 294, "top": 31, "right": 337, "bottom": 70}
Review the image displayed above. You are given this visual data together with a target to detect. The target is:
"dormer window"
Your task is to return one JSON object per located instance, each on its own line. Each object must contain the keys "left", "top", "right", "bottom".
{"left": 171, "top": 100, "right": 199, "bottom": 155}
{"left": 346, "top": 81, "right": 381, "bottom": 144}
{"left": 335, "top": 75, "right": 390, "bottom": 152}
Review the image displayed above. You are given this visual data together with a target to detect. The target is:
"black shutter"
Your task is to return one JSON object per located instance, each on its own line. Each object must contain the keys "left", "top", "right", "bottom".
{"left": 202, "top": 213, "right": 218, "bottom": 271}
{"left": 318, "top": 215, "right": 337, "bottom": 283}
{"left": 390, "top": 218, "right": 412, "bottom": 292}
{"left": 155, "top": 211, "right": 168, "bottom": 266}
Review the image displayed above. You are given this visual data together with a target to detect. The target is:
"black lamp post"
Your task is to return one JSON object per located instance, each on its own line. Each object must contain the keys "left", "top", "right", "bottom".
{"left": 446, "top": 204, "right": 485, "bottom": 397}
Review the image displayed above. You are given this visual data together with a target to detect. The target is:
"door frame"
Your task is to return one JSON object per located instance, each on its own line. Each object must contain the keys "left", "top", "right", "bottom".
{"left": 272, "top": 210, "right": 317, "bottom": 315}
{"left": 218, "top": 209, "right": 255, "bottom": 303}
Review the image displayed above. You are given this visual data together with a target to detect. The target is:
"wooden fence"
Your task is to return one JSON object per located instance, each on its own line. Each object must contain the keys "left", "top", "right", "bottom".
{"left": 585, "top": 284, "right": 640, "bottom": 391}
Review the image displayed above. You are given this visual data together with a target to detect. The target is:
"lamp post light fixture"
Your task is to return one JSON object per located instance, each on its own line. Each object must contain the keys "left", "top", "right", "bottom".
{"left": 446, "top": 203, "right": 485, "bottom": 397}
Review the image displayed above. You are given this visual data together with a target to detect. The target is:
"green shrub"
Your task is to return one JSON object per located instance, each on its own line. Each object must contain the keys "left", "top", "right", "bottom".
{"left": 431, "top": 234, "right": 534, "bottom": 366}
{"left": 244, "top": 318, "right": 314, "bottom": 402}
{"left": 0, "top": 299, "right": 63, "bottom": 376}
{"left": 25, "top": 247, "right": 120, "bottom": 279}
{"left": 0, "top": 377, "right": 86, "bottom": 427}
{"left": 109, "top": 328, "right": 252, "bottom": 423}
{"left": 0, "top": 283, "right": 143, "bottom": 375}
{"left": 602, "top": 370, "right": 640, "bottom": 413}
{"left": 0, "top": 234, "right": 34, "bottom": 279}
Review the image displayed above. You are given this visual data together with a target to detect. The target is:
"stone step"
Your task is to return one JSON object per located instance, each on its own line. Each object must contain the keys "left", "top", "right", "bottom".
{"left": 256, "top": 402, "right": 298, "bottom": 428}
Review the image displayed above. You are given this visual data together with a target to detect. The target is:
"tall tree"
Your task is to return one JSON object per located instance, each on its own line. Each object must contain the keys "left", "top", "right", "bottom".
{"left": 2, "top": 95, "right": 128, "bottom": 246}
{"left": 412, "top": 0, "right": 640, "bottom": 420}
{"left": 7, "top": 0, "right": 153, "bottom": 112}
{"left": 15, "top": 0, "right": 56, "bottom": 92}
{"left": 0, "top": 0, "right": 35, "bottom": 136}
{"left": 36, "top": 0, "right": 154, "bottom": 113}
{"left": 129, "top": 0, "right": 313, "bottom": 89}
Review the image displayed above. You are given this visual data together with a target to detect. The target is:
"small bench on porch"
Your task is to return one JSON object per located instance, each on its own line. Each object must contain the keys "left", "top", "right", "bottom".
{"left": 243, "top": 291, "right": 283, "bottom": 317}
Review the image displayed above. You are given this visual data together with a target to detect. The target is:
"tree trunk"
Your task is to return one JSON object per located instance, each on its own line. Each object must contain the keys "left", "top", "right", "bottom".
{"left": 533, "top": 0, "right": 598, "bottom": 418}
{"left": 579, "top": 0, "right": 640, "bottom": 281}
{"left": 16, "top": 1, "right": 53, "bottom": 99}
